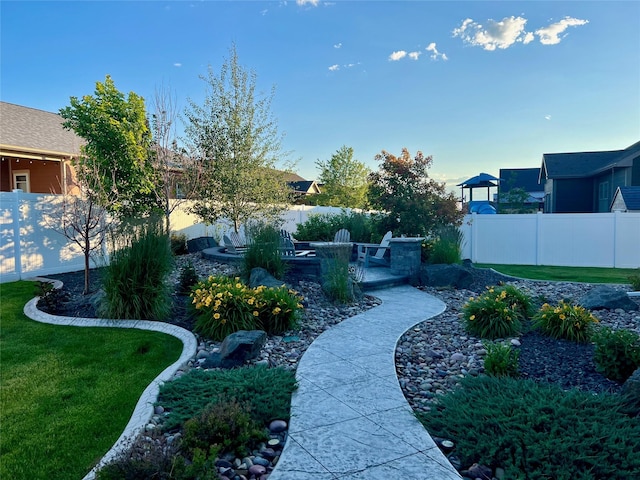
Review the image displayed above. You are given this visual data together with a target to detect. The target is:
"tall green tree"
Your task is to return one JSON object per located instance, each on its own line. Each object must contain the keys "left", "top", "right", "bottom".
{"left": 368, "top": 148, "right": 463, "bottom": 237}
{"left": 183, "top": 45, "right": 291, "bottom": 232}
{"left": 60, "top": 75, "right": 159, "bottom": 219}
{"left": 315, "top": 145, "right": 370, "bottom": 208}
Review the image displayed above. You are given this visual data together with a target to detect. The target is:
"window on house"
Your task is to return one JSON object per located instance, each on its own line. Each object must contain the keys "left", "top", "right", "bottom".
{"left": 598, "top": 181, "right": 610, "bottom": 212}
{"left": 13, "top": 171, "right": 30, "bottom": 192}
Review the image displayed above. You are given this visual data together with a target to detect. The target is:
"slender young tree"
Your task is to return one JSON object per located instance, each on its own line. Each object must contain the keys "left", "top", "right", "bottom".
{"left": 183, "top": 45, "right": 291, "bottom": 233}
{"left": 60, "top": 75, "right": 160, "bottom": 219}
{"left": 315, "top": 145, "right": 370, "bottom": 208}
{"left": 368, "top": 148, "right": 463, "bottom": 237}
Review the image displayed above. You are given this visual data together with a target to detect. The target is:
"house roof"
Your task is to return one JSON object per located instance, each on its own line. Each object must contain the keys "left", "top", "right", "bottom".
{"left": 499, "top": 168, "right": 542, "bottom": 193}
{"left": 288, "top": 180, "right": 320, "bottom": 194}
{"left": 457, "top": 172, "right": 499, "bottom": 187}
{"left": 615, "top": 186, "right": 640, "bottom": 211}
{"left": 0, "top": 101, "right": 83, "bottom": 158}
{"left": 540, "top": 140, "right": 640, "bottom": 180}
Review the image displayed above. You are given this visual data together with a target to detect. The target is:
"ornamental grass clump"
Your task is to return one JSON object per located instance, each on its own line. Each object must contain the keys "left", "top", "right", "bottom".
{"left": 461, "top": 285, "right": 529, "bottom": 339}
{"left": 483, "top": 341, "right": 519, "bottom": 378}
{"left": 191, "top": 276, "right": 304, "bottom": 340}
{"left": 532, "top": 300, "right": 598, "bottom": 343}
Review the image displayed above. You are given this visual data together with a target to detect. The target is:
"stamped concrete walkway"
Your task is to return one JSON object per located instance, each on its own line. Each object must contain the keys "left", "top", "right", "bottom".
{"left": 269, "top": 285, "right": 462, "bottom": 480}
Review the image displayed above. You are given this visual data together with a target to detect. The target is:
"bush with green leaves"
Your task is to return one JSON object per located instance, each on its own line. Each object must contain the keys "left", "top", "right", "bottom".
{"left": 100, "top": 221, "right": 173, "bottom": 320}
{"left": 320, "top": 244, "right": 357, "bottom": 304}
{"left": 182, "top": 398, "right": 266, "bottom": 458}
{"left": 425, "top": 225, "right": 463, "bottom": 265}
{"left": 254, "top": 284, "right": 304, "bottom": 334}
{"left": 191, "top": 275, "right": 258, "bottom": 340}
{"left": 418, "top": 375, "right": 640, "bottom": 479}
{"left": 532, "top": 300, "right": 598, "bottom": 343}
{"left": 483, "top": 341, "right": 519, "bottom": 378}
{"left": 242, "top": 222, "right": 285, "bottom": 280}
{"left": 178, "top": 261, "right": 200, "bottom": 295}
{"left": 461, "top": 285, "right": 529, "bottom": 339}
{"left": 170, "top": 232, "right": 188, "bottom": 255}
{"left": 593, "top": 326, "right": 640, "bottom": 382}
{"left": 294, "top": 210, "right": 374, "bottom": 242}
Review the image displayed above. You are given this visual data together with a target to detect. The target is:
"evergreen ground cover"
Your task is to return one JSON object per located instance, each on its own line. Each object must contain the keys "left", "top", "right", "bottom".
{"left": 0, "top": 281, "right": 183, "bottom": 480}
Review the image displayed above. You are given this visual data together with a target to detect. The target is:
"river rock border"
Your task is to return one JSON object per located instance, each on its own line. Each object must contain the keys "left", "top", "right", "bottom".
{"left": 22, "top": 277, "right": 198, "bottom": 480}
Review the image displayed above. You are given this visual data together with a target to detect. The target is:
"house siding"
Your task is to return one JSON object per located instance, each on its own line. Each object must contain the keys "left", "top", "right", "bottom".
{"left": 555, "top": 178, "right": 593, "bottom": 213}
{"left": 633, "top": 158, "right": 640, "bottom": 185}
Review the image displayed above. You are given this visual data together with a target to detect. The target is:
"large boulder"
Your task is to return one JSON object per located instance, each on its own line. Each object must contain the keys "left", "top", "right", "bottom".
{"left": 420, "top": 264, "right": 474, "bottom": 290}
{"left": 249, "top": 267, "right": 285, "bottom": 289}
{"left": 578, "top": 286, "right": 639, "bottom": 311}
{"left": 202, "top": 330, "right": 267, "bottom": 369}
{"left": 621, "top": 368, "right": 640, "bottom": 417}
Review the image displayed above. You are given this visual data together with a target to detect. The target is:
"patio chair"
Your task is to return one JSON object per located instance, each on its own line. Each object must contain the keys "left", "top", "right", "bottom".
{"left": 356, "top": 231, "right": 392, "bottom": 268}
{"left": 333, "top": 228, "right": 351, "bottom": 243}
{"left": 279, "top": 236, "right": 297, "bottom": 257}
{"left": 228, "top": 231, "right": 246, "bottom": 249}
{"left": 223, "top": 235, "right": 242, "bottom": 254}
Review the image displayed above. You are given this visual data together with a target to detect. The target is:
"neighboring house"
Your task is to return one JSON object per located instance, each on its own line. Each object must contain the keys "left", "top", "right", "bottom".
{"left": 497, "top": 167, "right": 544, "bottom": 212}
{"left": 610, "top": 186, "right": 640, "bottom": 212}
{"left": 283, "top": 172, "right": 321, "bottom": 200}
{"left": 0, "top": 101, "right": 83, "bottom": 194}
{"left": 539, "top": 141, "right": 640, "bottom": 213}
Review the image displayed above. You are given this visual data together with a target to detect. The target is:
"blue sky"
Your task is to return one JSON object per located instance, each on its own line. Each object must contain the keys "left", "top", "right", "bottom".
{"left": 2, "top": 1, "right": 639, "bottom": 194}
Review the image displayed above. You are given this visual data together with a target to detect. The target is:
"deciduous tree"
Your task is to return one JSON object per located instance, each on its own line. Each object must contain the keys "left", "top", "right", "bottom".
{"left": 368, "top": 148, "right": 462, "bottom": 237}
{"left": 60, "top": 75, "right": 160, "bottom": 219}
{"left": 183, "top": 45, "right": 291, "bottom": 232}
{"left": 315, "top": 146, "right": 370, "bottom": 208}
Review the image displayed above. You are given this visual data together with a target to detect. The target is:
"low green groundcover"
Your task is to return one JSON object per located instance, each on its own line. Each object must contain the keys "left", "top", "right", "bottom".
{"left": 418, "top": 375, "right": 640, "bottom": 479}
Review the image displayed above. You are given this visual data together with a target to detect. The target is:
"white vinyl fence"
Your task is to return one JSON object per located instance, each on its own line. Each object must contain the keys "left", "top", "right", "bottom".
{"left": 460, "top": 212, "right": 640, "bottom": 268}
{"left": 0, "top": 191, "right": 349, "bottom": 283}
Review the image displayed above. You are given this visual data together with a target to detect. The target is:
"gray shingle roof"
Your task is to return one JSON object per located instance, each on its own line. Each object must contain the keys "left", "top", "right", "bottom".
{"left": 541, "top": 141, "right": 640, "bottom": 179}
{"left": 0, "top": 101, "right": 83, "bottom": 156}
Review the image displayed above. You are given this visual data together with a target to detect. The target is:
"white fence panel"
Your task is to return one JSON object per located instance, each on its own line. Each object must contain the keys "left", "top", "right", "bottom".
{"left": 461, "top": 212, "right": 640, "bottom": 268}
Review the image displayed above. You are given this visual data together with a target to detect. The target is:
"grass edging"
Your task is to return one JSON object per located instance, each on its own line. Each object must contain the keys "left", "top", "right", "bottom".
{"left": 21, "top": 281, "right": 198, "bottom": 480}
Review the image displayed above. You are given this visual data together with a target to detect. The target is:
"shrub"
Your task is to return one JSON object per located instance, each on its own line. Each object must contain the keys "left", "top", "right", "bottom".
{"left": 418, "top": 375, "right": 640, "bottom": 479}
{"left": 532, "top": 300, "right": 598, "bottom": 343}
{"left": 294, "top": 210, "right": 374, "bottom": 242}
{"left": 593, "top": 326, "right": 640, "bottom": 382}
{"left": 191, "top": 275, "right": 257, "bottom": 340}
{"left": 100, "top": 221, "right": 173, "bottom": 320}
{"left": 178, "top": 261, "right": 199, "bottom": 295}
{"left": 254, "top": 284, "right": 304, "bottom": 335}
{"left": 629, "top": 269, "right": 640, "bottom": 291}
{"left": 483, "top": 341, "right": 519, "bottom": 378}
{"left": 321, "top": 244, "right": 356, "bottom": 304}
{"left": 182, "top": 397, "right": 265, "bottom": 458}
{"left": 461, "top": 286, "right": 526, "bottom": 339}
{"left": 242, "top": 222, "right": 285, "bottom": 280}
{"left": 426, "top": 225, "right": 463, "bottom": 265}
{"left": 158, "top": 366, "right": 297, "bottom": 431}
{"left": 170, "top": 232, "right": 188, "bottom": 255}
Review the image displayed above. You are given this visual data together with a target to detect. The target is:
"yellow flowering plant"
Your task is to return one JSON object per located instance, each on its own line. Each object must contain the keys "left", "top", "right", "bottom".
{"left": 532, "top": 300, "right": 598, "bottom": 343}
{"left": 191, "top": 276, "right": 257, "bottom": 340}
{"left": 190, "top": 275, "right": 305, "bottom": 340}
{"left": 461, "top": 285, "right": 529, "bottom": 339}
{"left": 254, "top": 285, "right": 304, "bottom": 335}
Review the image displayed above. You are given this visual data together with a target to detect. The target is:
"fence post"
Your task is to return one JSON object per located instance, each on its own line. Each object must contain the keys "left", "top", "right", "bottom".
{"left": 613, "top": 210, "right": 619, "bottom": 268}
{"left": 471, "top": 212, "right": 478, "bottom": 263}
{"left": 535, "top": 211, "right": 543, "bottom": 266}
{"left": 11, "top": 189, "right": 23, "bottom": 280}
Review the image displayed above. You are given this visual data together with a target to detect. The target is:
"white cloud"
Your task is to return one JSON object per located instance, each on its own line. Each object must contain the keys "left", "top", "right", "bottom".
{"left": 334, "top": 42, "right": 342, "bottom": 49}
{"left": 452, "top": 16, "right": 531, "bottom": 51}
{"left": 328, "top": 64, "right": 339, "bottom": 71}
{"left": 408, "top": 51, "right": 421, "bottom": 60}
{"left": 296, "top": 0, "right": 319, "bottom": 5}
{"left": 426, "top": 42, "right": 447, "bottom": 60}
{"left": 536, "top": 17, "right": 589, "bottom": 45}
{"left": 389, "top": 50, "right": 407, "bottom": 61}
{"left": 173, "top": 63, "right": 182, "bottom": 67}
{"left": 545, "top": 115, "right": 552, "bottom": 120}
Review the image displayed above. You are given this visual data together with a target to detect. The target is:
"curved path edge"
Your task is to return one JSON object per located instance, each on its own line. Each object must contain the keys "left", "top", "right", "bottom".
{"left": 22, "top": 277, "right": 198, "bottom": 480}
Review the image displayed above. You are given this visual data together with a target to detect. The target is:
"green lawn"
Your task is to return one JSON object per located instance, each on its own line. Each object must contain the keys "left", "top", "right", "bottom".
{"left": 474, "top": 263, "right": 639, "bottom": 284}
{"left": 0, "top": 281, "right": 183, "bottom": 480}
